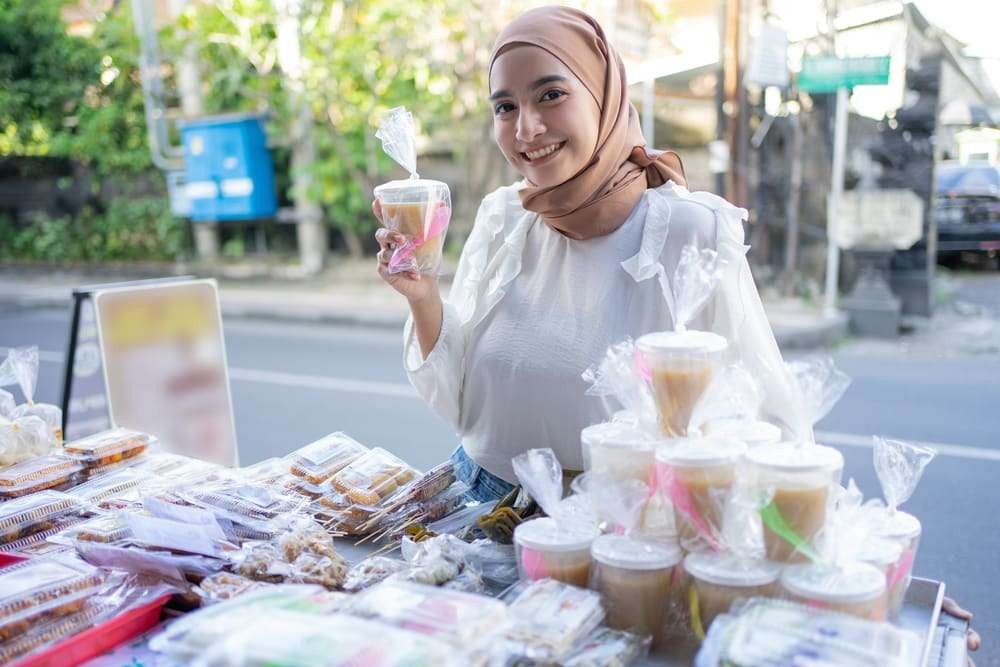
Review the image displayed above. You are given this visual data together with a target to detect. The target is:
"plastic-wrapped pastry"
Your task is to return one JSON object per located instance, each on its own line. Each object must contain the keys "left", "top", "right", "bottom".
{"left": 195, "top": 572, "right": 268, "bottom": 605}
{"left": 288, "top": 432, "right": 368, "bottom": 485}
{"left": 63, "top": 427, "right": 155, "bottom": 468}
{"left": 235, "top": 542, "right": 287, "bottom": 584}
{"left": 277, "top": 519, "right": 339, "bottom": 563}
{"left": 0, "top": 455, "right": 84, "bottom": 499}
{"left": 342, "top": 557, "right": 409, "bottom": 593}
{"left": 287, "top": 552, "right": 348, "bottom": 590}
{"left": 0, "top": 491, "right": 85, "bottom": 545}
{"left": 329, "top": 447, "right": 418, "bottom": 506}
{"left": 0, "top": 415, "right": 53, "bottom": 465}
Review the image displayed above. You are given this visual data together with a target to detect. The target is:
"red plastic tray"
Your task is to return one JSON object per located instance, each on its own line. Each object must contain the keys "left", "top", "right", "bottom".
{"left": 0, "top": 552, "right": 29, "bottom": 567}
{"left": 13, "top": 594, "right": 172, "bottom": 667}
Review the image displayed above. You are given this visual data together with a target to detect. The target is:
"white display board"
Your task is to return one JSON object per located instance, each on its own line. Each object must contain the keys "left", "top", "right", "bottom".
{"left": 94, "top": 279, "right": 238, "bottom": 466}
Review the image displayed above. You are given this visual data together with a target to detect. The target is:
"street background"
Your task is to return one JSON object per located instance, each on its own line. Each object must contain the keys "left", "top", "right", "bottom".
{"left": 3, "top": 0, "right": 1000, "bottom": 662}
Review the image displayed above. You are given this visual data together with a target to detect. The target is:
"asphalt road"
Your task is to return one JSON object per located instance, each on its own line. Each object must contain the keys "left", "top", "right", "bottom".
{"left": 1, "top": 304, "right": 998, "bottom": 661}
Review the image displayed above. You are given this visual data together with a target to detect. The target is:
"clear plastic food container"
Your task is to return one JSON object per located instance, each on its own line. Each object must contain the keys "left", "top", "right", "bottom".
{"left": 329, "top": 447, "right": 419, "bottom": 506}
{"left": 57, "top": 514, "right": 133, "bottom": 545}
{"left": 63, "top": 427, "right": 155, "bottom": 467}
{"left": 0, "top": 555, "right": 105, "bottom": 642}
{"left": 683, "top": 551, "right": 783, "bottom": 639}
{"left": 580, "top": 421, "right": 657, "bottom": 484}
{"left": 636, "top": 331, "right": 728, "bottom": 437}
{"left": 288, "top": 432, "right": 368, "bottom": 485}
{"left": 514, "top": 517, "right": 599, "bottom": 588}
{"left": 878, "top": 510, "right": 922, "bottom": 618}
{"left": 702, "top": 418, "right": 782, "bottom": 448}
{"left": 65, "top": 468, "right": 148, "bottom": 506}
{"left": 0, "top": 455, "right": 84, "bottom": 499}
{"left": 655, "top": 437, "right": 747, "bottom": 548}
{"left": 589, "top": 535, "right": 683, "bottom": 648}
{"left": 504, "top": 578, "right": 605, "bottom": 662}
{"left": 353, "top": 580, "right": 508, "bottom": 645}
{"left": 373, "top": 178, "right": 452, "bottom": 275}
{"left": 780, "top": 562, "right": 888, "bottom": 621}
{"left": 747, "top": 442, "right": 844, "bottom": 562}
{"left": 0, "top": 491, "right": 84, "bottom": 545}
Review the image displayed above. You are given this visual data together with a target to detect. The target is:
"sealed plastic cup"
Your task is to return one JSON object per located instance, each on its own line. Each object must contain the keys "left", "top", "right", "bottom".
{"left": 780, "top": 562, "right": 888, "bottom": 621}
{"left": 636, "top": 331, "right": 728, "bottom": 437}
{"left": 373, "top": 179, "right": 451, "bottom": 275}
{"left": 514, "top": 517, "right": 598, "bottom": 588}
{"left": 747, "top": 443, "right": 843, "bottom": 563}
{"left": 655, "top": 437, "right": 747, "bottom": 547}
{"left": 878, "top": 510, "right": 921, "bottom": 618}
{"left": 683, "top": 552, "right": 782, "bottom": 638}
{"left": 590, "top": 535, "right": 683, "bottom": 648}
{"left": 703, "top": 419, "right": 782, "bottom": 448}
{"left": 581, "top": 422, "right": 657, "bottom": 484}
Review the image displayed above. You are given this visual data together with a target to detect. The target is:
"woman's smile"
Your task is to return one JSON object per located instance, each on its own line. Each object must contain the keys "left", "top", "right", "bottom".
{"left": 520, "top": 141, "right": 566, "bottom": 166}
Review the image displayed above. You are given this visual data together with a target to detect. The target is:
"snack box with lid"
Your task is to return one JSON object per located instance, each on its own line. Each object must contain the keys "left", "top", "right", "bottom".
{"left": 329, "top": 447, "right": 419, "bottom": 507}
{"left": 63, "top": 428, "right": 155, "bottom": 468}
{"left": 0, "top": 456, "right": 85, "bottom": 499}
{"left": 65, "top": 468, "right": 149, "bottom": 507}
{"left": 287, "top": 432, "right": 369, "bottom": 486}
{"left": 0, "top": 492, "right": 85, "bottom": 545}
{"left": 0, "top": 554, "right": 106, "bottom": 642}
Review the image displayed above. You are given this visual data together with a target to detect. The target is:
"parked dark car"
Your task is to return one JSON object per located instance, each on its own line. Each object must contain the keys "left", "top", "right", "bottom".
{"left": 935, "top": 161, "right": 1000, "bottom": 265}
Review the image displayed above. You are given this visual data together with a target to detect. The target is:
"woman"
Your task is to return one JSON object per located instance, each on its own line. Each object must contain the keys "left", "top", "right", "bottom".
{"left": 373, "top": 6, "right": 798, "bottom": 503}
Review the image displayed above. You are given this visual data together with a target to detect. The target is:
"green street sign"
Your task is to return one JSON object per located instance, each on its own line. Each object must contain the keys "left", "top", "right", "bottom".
{"left": 798, "top": 56, "right": 891, "bottom": 92}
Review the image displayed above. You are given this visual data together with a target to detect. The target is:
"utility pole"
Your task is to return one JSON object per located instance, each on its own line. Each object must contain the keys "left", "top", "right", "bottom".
{"left": 275, "top": 0, "right": 327, "bottom": 275}
{"left": 722, "top": 0, "right": 742, "bottom": 203}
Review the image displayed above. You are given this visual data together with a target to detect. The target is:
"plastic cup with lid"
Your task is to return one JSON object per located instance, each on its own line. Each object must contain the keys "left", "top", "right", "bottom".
{"left": 589, "top": 534, "right": 683, "bottom": 648}
{"left": 373, "top": 178, "right": 451, "bottom": 274}
{"left": 780, "top": 562, "right": 888, "bottom": 621}
{"left": 635, "top": 331, "right": 729, "bottom": 437}
{"left": 514, "top": 517, "right": 599, "bottom": 588}
{"left": 655, "top": 437, "right": 747, "bottom": 549}
{"left": 876, "top": 510, "right": 922, "bottom": 617}
{"left": 703, "top": 418, "right": 782, "bottom": 448}
{"left": 580, "top": 421, "right": 658, "bottom": 484}
{"left": 746, "top": 442, "right": 844, "bottom": 563}
{"left": 683, "top": 551, "right": 783, "bottom": 639}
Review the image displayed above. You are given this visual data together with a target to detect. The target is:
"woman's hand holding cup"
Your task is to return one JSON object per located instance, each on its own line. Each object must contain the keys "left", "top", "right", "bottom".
{"left": 373, "top": 199, "right": 439, "bottom": 305}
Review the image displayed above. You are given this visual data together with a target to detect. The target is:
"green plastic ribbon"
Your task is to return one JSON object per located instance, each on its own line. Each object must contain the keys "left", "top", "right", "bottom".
{"left": 688, "top": 584, "right": 706, "bottom": 641}
{"left": 759, "top": 501, "right": 821, "bottom": 563}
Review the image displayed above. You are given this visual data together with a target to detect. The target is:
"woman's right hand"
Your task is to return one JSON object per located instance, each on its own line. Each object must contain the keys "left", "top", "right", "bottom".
{"left": 373, "top": 199, "right": 439, "bottom": 305}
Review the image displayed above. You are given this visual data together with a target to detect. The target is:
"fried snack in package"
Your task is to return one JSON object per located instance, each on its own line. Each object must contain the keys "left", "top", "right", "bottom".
{"left": 0, "top": 554, "right": 106, "bottom": 642}
{"left": 0, "top": 598, "right": 106, "bottom": 664}
{"left": 343, "top": 556, "right": 409, "bottom": 593}
{"left": 63, "top": 427, "right": 155, "bottom": 468}
{"left": 287, "top": 432, "right": 368, "bottom": 485}
{"left": 0, "top": 415, "right": 53, "bottom": 466}
{"left": 502, "top": 578, "right": 605, "bottom": 663}
{"left": 0, "top": 346, "right": 63, "bottom": 445}
{"left": 65, "top": 467, "right": 151, "bottom": 508}
{"left": 52, "top": 513, "right": 133, "bottom": 546}
{"left": 180, "top": 478, "right": 305, "bottom": 535}
{"left": 329, "top": 447, "right": 419, "bottom": 507}
{"left": 0, "top": 454, "right": 84, "bottom": 499}
{"left": 195, "top": 572, "right": 271, "bottom": 605}
{"left": 0, "top": 491, "right": 86, "bottom": 545}
{"left": 0, "top": 514, "right": 87, "bottom": 558}
{"left": 352, "top": 579, "right": 509, "bottom": 649}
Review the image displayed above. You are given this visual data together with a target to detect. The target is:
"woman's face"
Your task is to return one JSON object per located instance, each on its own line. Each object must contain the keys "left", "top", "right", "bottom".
{"left": 489, "top": 46, "right": 601, "bottom": 188}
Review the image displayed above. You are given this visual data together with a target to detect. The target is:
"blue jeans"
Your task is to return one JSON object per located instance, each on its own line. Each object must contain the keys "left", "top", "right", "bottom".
{"left": 450, "top": 446, "right": 515, "bottom": 504}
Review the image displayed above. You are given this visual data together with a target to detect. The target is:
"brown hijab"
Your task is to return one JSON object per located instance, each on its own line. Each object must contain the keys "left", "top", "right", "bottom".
{"left": 489, "top": 5, "right": 687, "bottom": 240}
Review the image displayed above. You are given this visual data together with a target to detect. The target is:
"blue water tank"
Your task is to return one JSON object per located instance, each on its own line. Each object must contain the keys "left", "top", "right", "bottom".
{"left": 179, "top": 113, "right": 278, "bottom": 222}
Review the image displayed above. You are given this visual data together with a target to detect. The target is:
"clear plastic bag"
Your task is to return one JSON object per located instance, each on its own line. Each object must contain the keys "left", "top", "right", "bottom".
{"left": 287, "top": 432, "right": 368, "bottom": 485}
{"left": 195, "top": 572, "right": 270, "bottom": 605}
{"left": 0, "top": 346, "right": 62, "bottom": 444}
{"left": 63, "top": 427, "right": 155, "bottom": 468}
{"left": 0, "top": 414, "right": 54, "bottom": 466}
{"left": 343, "top": 556, "right": 409, "bottom": 593}
{"left": 785, "top": 355, "right": 852, "bottom": 443}
{"left": 502, "top": 578, "right": 605, "bottom": 663}
{"left": 373, "top": 106, "right": 452, "bottom": 275}
{"left": 562, "top": 627, "right": 653, "bottom": 667}
{"left": 0, "top": 453, "right": 84, "bottom": 498}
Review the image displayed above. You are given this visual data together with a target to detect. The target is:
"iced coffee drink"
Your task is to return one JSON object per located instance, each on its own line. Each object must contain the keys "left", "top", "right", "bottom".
{"left": 781, "top": 562, "right": 888, "bottom": 621}
{"left": 747, "top": 443, "right": 843, "bottom": 563}
{"left": 590, "top": 535, "right": 683, "bottom": 648}
{"left": 514, "top": 517, "right": 598, "bottom": 588}
{"left": 373, "top": 178, "right": 451, "bottom": 274}
{"left": 684, "top": 552, "right": 782, "bottom": 636}
{"left": 581, "top": 422, "right": 656, "bottom": 484}
{"left": 636, "top": 331, "right": 728, "bottom": 437}
{"left": 655, "top": 437, "right": 747, "bottom": 547}
{"left": 878, "top": 510, "right": 921, "bottom": 618}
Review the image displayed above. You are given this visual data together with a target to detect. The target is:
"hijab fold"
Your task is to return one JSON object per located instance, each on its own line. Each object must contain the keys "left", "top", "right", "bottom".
{"left": 490, "top": 6, "right": 687, "bottom": 240}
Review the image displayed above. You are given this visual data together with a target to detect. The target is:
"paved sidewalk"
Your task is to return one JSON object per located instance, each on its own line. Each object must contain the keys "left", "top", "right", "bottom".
{"left": 0, "top": 261, "right": 847, "bottom": 349}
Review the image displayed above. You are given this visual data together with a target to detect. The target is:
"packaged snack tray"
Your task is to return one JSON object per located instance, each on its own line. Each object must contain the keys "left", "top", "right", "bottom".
{"left": 0, "top": 491, "right": 85, "bottom": 545}
{"left": 504, "top": 578, "right": 605, "bottom": 662}
{"left": 0, "top": 599, "right": 106, "bottom": 664}
{"left": 288, "top": 432, "right": 368, "bottom": 485}
{"left": 330, "top": 447, "right": 419, "bottom": 506}
{"left": 195, "top": 572, "right": 269, "bottom": 605}
{"left": 0, "top": 555, "right": 106, "bottom": 642}
{"left": 63, "top": 427, "right": 155, "bottom": 467}
{"left": 55, "top": 514, "right": 133, "bottom": 545}
{"left": 353, "top": 579, "right": 509, "bottom": 646}
{"left": 0, "top": 514, "right": 88, "bottom": 557}
{"left": 65, "top": 468, "right": 149, "bottom": 506}
{"left": 0, "top": 455, "right": 84, "bottom": 499}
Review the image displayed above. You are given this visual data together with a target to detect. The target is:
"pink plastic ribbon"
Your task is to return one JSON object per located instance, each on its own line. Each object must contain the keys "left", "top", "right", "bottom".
{"left": 887, "top": 547, "right": 915, "bottom": 589}
{"left": 656, "top": 463, "right": 722, "bottom": 551}
{"left": 633, "top": 347, "right": 652, "bottom": 382}
{"left": 520, "top": 546, "right": 548, "bottom": 580}
{"left": 389, "top": 205, "right": 451, "bottom": 272}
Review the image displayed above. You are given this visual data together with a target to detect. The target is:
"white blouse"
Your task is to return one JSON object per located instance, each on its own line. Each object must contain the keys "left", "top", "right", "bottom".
{"left": 403, "top": 180, "right": 802, "bottom": 483}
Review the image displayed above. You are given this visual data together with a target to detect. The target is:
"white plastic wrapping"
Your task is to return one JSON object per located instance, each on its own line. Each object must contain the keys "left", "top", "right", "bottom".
{"left": 0, "top": 346, "right": 62, "bottom": 445}
{"left": 373, "top": 106, "right": 451, "bottom": 275}
{"left": 785, "top": 356, "right": 852, "bottom": 444}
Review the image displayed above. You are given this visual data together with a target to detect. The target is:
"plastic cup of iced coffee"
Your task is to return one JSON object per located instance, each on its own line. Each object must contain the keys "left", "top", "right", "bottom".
{"left": 373, "top": 178, "right": 451, "bottom": 274}
{"left": 703, "top": 419, "right": 782, "bottom": 448}
{"left": 780, "top": 562, "right": 888, "bottom": 621}
{"left": 655, "top": 437, "right": 747, "bottom": 547}
{"left": 590, "top": 535, "right": 683, "bottom": 649}
{"left": 877, "top": 510, "right": 922, "bottom": 618}
{"left": 683, "top": 552, "right": 783, "bottom": 637}
{"left": 581, "top": 422, "right": 657, "bottom": 485}
{"left": 747, "top": 443, "right": 844, "bottom": 563}
{"left": 636, "top": 331, "right": 728, "bottom": 437}
{"left": 514, "top": 517, "right": 599, "bottom": 588}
